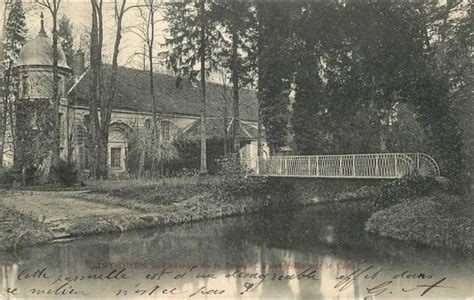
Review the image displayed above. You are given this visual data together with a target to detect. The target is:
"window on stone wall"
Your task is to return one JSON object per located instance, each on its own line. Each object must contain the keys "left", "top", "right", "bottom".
{"left": 22, "top": 75, "right": 29, "bottom": 98}
{"left": 59, "top": 113, "right": 63, "bottom": 137}
{"left": 111, "top": 147, "right": 121, "bottom": 168}
{"left": 83, "top": 115, "right": 90, "bottom": 131}
{"left": 162, "top": 120, "right": 170, "bottom": 141}
{"left": 59, "top": 77, "right": 64, "bottom": 96}
{"left": 145, "top": 119, "right": 151, "bottom": 130}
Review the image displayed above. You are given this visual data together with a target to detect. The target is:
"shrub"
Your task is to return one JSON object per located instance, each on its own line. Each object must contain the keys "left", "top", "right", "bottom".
{"left": 216, "top": 153, "right": 242, "bottom": 177}
{"left": 53, "top": 159, "right": 78, "bottom": 186}
{"left": 0, "top": 166, "right": 38, "bottom": 187}
{"left": 0, "top": 167, "right": 16, "bottom": 187}
{"left": 366, "top": 194, "right": 473, "bottom": 253}
{"left": 374, "top": 173, "right": 442, "bottom": 210}
{"left": 209, "top": 153, "right": 267, "bottom": 202}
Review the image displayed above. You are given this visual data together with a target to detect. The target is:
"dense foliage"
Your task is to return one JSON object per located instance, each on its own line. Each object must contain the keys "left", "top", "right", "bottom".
{"left": 210, "top": 153, "right": 269, "bottom": 202}
{"left": 366, "top": 195, "right": 473, "bottom": 252}
{"left": 258, "top": 2, "right": 471, "bottom": 191}
{"left": 14, "top": 99, "right": 54, "bottom": 183}
{"left": 52, "top": 159, "right": 78, "bottom": 186}
{"left": 374, "top": 173, "right": 443, "bottom": 210}
{"left": 257, "top": 3, "right": 293, "bottom": 154}
{"left": 166, "top": 137, "right": 226, "bottom": 175}
{"left": 0, "top": 0, "right": 26, "bottom": 167}
{"left": 127, "top": 132, "right": 228, "bottom": 176}
{"left": 58, "top": 15, "right": 74, "bottom": 67}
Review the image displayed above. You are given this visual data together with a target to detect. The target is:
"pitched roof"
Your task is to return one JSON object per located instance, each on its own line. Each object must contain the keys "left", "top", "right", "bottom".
{"left": 68, "top": 65, "right": 258, "bottom": 121}
{"left": 181, "top": 118, "right": 259, "bottom": 140}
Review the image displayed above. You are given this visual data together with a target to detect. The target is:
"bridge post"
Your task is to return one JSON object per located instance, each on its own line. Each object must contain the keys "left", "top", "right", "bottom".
{"left": 279, "top": 156, "right": 282, "bottom": 175}
{"left": 339, "top": 157, "right": 343, "bottom": 176}
{"left": 375, "top": 154, "right": 380, "bottom": 177}
{"left": 308, "top": 157, "right": 311, "bottom": 175}
{"left": 316, "top": 156, "right": 320, "bottom": 176}
{"left": 284, "top": 158, "right": 288, "bottom": 175}
{"left": 352, "top": 155, "right": 356, "bottom": 177}
{"left": 395, "top": 155, "right": 398, "bottom": 177}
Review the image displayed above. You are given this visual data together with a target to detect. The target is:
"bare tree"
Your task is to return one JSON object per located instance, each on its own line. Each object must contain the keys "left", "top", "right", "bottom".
{"left": 35, "top": 0, "right": 62, "bottom": 179}
{"left": 132, "top": 0, "right": 163, "bottom": 174}
{"left": 93, "top": 0, "right": 140, "bottom": 178}
{"left": 89, "top": 0, "right": 103, "bottom": 178}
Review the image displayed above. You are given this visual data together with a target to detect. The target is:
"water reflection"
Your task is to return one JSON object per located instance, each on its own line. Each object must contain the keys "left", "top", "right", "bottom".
{"left": 0, "top": 204, "right": 472, "bottom": 299}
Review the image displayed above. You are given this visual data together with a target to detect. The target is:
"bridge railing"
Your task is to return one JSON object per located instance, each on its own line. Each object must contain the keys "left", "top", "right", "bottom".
{"left": 256, "top": 153, "right": 439, "bottom": 179}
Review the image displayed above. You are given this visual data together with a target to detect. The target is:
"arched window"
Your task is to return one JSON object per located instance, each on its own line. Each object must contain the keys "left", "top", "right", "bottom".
{"left": 59, "top": 77, "right": 64, "bottom": 96}
{"left": 111, "top": 148, "right": 122, "bottom": 168}
{"left": 144, "top": 119, "right": 152, "bottom": 130}
{"left": 22, "top": 74, "right": 30, "bottom": 98}
{"left": 83, "top": 114, "right": 91, "bottom": 131}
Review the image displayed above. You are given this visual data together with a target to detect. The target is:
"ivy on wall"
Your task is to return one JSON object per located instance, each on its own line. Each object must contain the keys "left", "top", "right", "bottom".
{"left": 14, "top": 99, "right": 55, "bottom": 182}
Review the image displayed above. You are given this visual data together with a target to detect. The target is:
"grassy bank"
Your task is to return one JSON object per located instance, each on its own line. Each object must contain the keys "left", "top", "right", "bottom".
{"left": 364, "top": 175, "right": 473, "bottom": 253}
{"left": 67, "top": 176, "right": 281, "bottom": 236}
{"left": 366, "top": 195, "right": 473, "bottom": 252}
{"left": 68, "top": 194, "right": 271, "bottom": 236}
{"left": 0, "top": 176, "right": 287, "bottom": 251}
{"left": 0, "top": 201, "right": 53, "bottom": 251}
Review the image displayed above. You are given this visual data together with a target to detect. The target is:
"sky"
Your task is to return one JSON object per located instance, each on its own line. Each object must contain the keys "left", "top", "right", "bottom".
{"left": 1, "top": 0, "right": 170, "bottom": 71}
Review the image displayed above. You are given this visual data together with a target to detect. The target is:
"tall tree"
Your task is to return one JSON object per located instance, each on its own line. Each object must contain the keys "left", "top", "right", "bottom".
{"left": 98, "top": 0, "right": 139, "bottom": 178}
{"left": 162, "top": 0, "right": 220, "bottom": 175}
{"left": 417, "top": 0, "right": 472, "bottom": 190}
{"left": 133, "top": 0, "right": 162, "bottom": 175}
{"left": 36, "top": 0, "right": 62, "bottom": 179}
{"left": 0, "top": 0, "right": 26, "bottom": 166}
{"left": 288, "top": 1, "right": 470, "bottom": 189}
{"left": 257, "top": 3, "right": 293, "bottom": 155}
{"left": 88, "top": 0, "right": 103, "bottom": 178}
{"left": 292, "top": 3, "right": 337, "bottom": 154}
{"left": 210, "top": 2, "right": 257, "bottom": 158}
{"left": 57, "top": 14, "right": 74, "bottom": 67}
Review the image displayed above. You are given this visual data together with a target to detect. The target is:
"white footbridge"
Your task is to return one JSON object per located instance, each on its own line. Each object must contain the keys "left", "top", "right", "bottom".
{"left": 256, "top": 153, "right": 440, "bottom": 179}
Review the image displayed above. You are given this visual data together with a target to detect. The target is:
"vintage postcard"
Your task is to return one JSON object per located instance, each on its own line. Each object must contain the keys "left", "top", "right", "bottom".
{"left": 0, "top": 0, "right": 472, "bottom": 299}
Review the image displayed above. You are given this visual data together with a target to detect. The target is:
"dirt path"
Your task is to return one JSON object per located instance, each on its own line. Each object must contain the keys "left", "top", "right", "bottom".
{"left": 0, "top": 191, "right": 140, "bottom": 222}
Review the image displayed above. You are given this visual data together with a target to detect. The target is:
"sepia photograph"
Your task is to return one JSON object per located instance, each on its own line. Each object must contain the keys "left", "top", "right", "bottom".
{"left": 0, "top": 0, "right": 472, "bottom": 299}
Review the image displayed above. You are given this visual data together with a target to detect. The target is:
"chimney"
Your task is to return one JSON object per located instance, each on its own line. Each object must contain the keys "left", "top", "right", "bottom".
{"left": 72, "top": 50, "right": 85, "bottom": 77}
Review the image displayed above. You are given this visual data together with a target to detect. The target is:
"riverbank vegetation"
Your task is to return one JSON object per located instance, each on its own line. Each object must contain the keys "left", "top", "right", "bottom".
{"left": 365, "top": 174, "right": 473, "bottom": 253}
{"left": 0, "top": 199, "right": 52, "bottom": 251}
{"left": 0, "top": 162, "right": 293, "bottom": 251}
{"left": 366, "top": 194, "right": 473, "bottom": 253}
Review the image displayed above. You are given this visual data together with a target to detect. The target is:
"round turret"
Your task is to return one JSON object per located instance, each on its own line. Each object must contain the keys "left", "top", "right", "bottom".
{"left": 18, "top": 13, "right": 69, "bottom": 69}
{"left": 16, "top": 13, "right": 71, "bottom": 100}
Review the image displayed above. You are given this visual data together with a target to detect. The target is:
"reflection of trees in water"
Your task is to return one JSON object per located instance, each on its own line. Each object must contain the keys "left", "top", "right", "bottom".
{"left": 1, "top": 208, "right": 473, "bottom": 298}
{"left": 1, "top": 263, "right": 18, "bottom": 293}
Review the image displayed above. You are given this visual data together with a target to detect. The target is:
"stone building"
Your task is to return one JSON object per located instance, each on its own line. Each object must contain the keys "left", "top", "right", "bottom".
{"left": 2, "top": 17, "right": 266, "bottom": 177}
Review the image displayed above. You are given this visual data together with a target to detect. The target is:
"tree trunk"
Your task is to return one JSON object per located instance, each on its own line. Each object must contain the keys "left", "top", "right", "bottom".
{"left": 199, "top": 0, "right": 207, "bottom": 175}
{"left": 0, "top": 95, "right": 7, "bottom": 167}
{"left": 0, "top": 1, "right": 9, "bottom": 166}
{"left": 50, "top": 6, "right": 61, "bottom": 180}
{"left": 147, "top": 1, "right": 160, "bottom": 176}
{"left": 98, "top": 0, "right": 128, "bottom": 179}
{"left": 256, "top": 5, "right": 263, "bottom": 159}
{"left": 231, "top": 30, "right": 240, "bottom": 158}
{"left": 223, "top": 105, "right": 228, "bottom": 155}
{"left": 89, "top": 0, "right": 102, "bottom": 179}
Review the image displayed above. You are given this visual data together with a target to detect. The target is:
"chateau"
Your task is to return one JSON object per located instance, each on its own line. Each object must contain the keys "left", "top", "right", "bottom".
{"left": 2, "top": 18, "right": 264, "bottom": 177}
